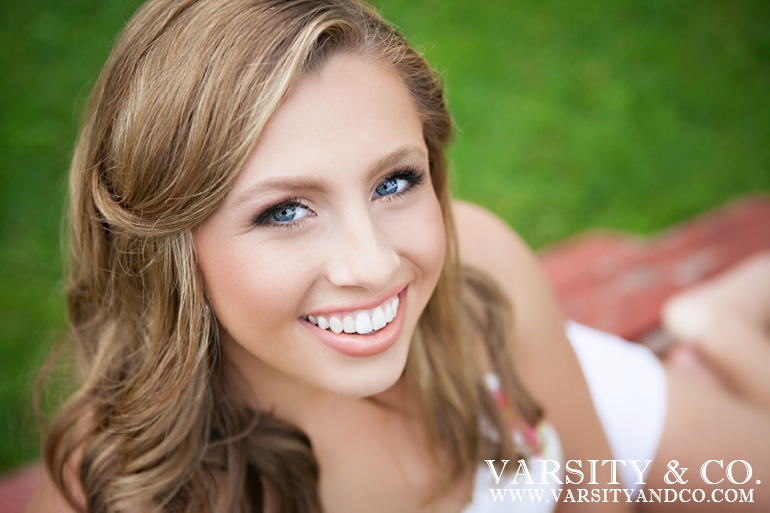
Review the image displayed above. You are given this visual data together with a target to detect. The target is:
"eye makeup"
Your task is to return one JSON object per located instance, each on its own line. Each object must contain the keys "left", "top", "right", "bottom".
{"left": 372, "top": 166, "right": 426, "bottom": 201}
{"left": 250, "top": 165, "right": 428, "bottom": 230}
{"left": 251, "top": 197, "right": 315, "bottom": 229}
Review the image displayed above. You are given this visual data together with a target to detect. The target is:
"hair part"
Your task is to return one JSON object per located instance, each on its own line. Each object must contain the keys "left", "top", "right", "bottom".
{"left": 43, "top": 1, "right": 540, "bottom": 511}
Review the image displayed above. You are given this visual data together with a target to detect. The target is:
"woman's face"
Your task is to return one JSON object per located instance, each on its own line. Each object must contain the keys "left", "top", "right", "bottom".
{"left": 194, "top": 54, "right": 446, "bottom": 408}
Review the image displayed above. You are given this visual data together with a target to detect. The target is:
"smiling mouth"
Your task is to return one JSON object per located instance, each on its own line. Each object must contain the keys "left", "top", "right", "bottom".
{"left": 304, "top": 295, "right": 400, "bottom": 336}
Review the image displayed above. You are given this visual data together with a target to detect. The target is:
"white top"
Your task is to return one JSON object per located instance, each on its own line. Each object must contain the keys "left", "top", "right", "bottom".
{"left": 463, "top": 422, "right": 563, "bottom": 513}
{"left": 565, "top": 321, "right": 667, "bottom": 495}
{"left": 462, "top": 321, "right": 668, "bottom": 511}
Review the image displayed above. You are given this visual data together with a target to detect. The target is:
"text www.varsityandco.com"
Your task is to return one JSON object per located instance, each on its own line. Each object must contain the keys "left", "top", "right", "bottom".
{"left": 485, "top": 459, "right": 759, "bottom": 504}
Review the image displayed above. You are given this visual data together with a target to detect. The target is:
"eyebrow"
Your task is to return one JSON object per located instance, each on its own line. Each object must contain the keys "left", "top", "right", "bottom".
{"left": 229, "top": 144, "right": 428, "bottom": 207}
{"left": 368, "top": 145, "right": 428, "bottom": 181}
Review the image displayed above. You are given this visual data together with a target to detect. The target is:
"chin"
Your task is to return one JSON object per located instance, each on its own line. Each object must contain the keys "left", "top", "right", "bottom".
{"left": 314, "top": 331, "right": 413, "bottom": 399}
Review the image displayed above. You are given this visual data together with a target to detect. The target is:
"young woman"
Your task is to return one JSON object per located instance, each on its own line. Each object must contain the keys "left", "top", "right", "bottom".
{"left": 29, "top": 0, "right": 770, "bottom": 511}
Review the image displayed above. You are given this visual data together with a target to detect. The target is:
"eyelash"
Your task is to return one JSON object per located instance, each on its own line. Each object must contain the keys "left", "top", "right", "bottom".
{"left": 252, "top": 166, "right": 427, "bottom": 229}
{"left": 252, "top": 196, "right": 309, "bottom": 230}
{"left": 375, "top": 166, "right": 426, "bottom": 201}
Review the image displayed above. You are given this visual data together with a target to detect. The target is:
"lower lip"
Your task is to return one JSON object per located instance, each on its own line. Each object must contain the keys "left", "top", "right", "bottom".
{"left": 301, "top": 288, "right": 408, "bottom": 358}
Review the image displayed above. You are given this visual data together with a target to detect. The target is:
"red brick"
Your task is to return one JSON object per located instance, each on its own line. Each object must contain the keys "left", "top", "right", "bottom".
{"left": 540, "top": 195, "right": 770, "bottom": 340}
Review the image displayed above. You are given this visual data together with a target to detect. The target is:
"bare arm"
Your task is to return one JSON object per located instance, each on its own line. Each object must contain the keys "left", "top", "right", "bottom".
{"left": 637, "top": 363, "right": 770, "bottom": 512}
{"left": 453, "top": 200, "right": 631, "bottom": 513}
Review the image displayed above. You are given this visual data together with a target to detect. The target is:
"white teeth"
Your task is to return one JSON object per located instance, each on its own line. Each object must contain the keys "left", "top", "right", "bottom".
{"left": 306, "top": 294, "right": 401, "bottom": 336}
{"left": 372, "top": 307, "right": 386, "bottom": 331}
{"left": 356, "top": 312, "right": 373, "bottom": 334}
{"left": 342, "top": 315, "right": 356, "bottom": 334}
{"left": 329, "top": 316, "right": 343, "bottom": 334}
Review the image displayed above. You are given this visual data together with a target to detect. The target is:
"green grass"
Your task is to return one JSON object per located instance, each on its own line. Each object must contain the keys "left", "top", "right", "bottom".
{"left": 1, "top": 0, "right": 768, "bottom": 473}
{"left": 377, "top": 0, "right": 770, "bottom": 246}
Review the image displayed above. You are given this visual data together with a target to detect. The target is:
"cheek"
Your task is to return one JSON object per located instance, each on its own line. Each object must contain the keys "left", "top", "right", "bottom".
{"left": 386, "top": 192, "right": 447, "bottom": 285}
{"left": 196, "top": 238, "right": 313, "bottom": 342}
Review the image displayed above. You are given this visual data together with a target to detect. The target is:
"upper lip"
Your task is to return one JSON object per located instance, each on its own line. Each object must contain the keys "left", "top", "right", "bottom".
{"left": 303, "top": 283, "right": 407, "bottom": 317}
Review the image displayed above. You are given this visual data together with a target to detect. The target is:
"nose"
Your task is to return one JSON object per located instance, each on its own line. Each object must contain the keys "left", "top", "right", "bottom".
{"left": 325, "top": 205, "right": 401, "bottom": 290}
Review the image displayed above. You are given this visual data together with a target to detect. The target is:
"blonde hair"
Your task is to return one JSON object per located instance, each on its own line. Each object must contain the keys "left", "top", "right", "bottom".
{"left": 43, "top": 0, "right": 541, "bottom": 511}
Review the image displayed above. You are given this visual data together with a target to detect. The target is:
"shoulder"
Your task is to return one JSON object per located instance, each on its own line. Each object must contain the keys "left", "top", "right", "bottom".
{"left": 452, "top": 199, "right": 565, "bottom": 363}
{"left": 452, "top": 199, "right": 533, "bottom": 279}
{"left": 453, "top": 200, "right": 632, "bottom": 512}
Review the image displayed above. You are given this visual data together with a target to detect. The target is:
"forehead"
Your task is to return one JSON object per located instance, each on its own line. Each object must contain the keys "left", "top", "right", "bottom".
{"left": 233, "top": 54, "right": 426, "bottom": 188}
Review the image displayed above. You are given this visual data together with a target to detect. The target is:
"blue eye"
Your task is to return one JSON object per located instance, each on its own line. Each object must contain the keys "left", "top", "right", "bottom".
{"left": 372, "top": 167, "right": 426, "bottom": 199}
{"left": 374, "top": 177, "right": 407, "bottom": 197}
{"left": 273, "top": 205, "right": 302, "bottom": 222}
{"left": 254, "top": 200, "right": 313, "bottom": 227}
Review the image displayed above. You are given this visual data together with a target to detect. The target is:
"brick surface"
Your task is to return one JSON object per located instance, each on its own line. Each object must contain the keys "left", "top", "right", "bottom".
{"left": 541, "top": 195, "right": 770, "bottom": 340}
